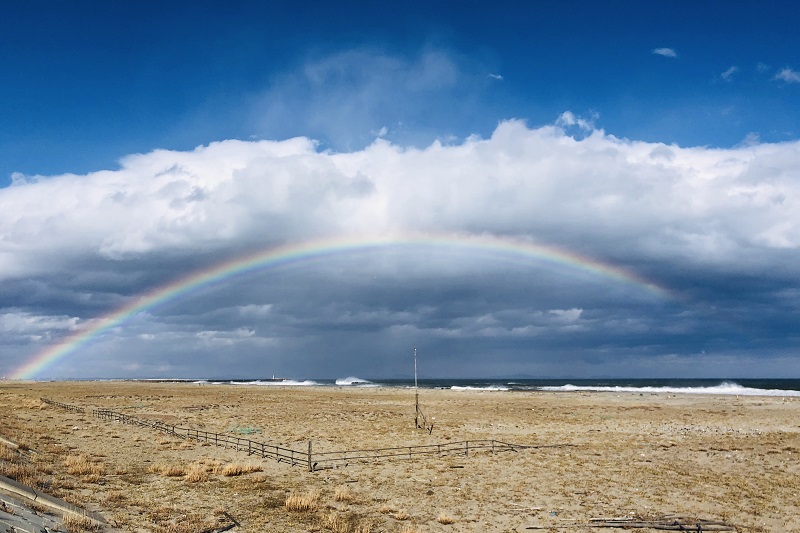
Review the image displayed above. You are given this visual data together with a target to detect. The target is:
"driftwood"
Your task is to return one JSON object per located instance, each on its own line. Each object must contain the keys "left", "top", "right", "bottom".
{"left": 527, "top": 515, "right": 737, "bottom": 531}
{"left": 198, "top": 511, "right": 239, "bottom": 533}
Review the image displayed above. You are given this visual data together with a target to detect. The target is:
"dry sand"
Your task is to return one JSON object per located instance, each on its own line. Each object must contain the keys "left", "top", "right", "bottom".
{"left": 1, "top": 380, "right": 799, "bottom": 532}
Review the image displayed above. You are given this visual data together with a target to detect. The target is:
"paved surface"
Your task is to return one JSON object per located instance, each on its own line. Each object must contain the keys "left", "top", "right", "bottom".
{"left": 0, "top": 491, "right": 64, "bottom": 533}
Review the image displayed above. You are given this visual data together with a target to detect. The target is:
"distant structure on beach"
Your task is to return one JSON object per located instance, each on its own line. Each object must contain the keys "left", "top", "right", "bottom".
{"left": 413, "top": 347, "right": 434, "bottom": 434}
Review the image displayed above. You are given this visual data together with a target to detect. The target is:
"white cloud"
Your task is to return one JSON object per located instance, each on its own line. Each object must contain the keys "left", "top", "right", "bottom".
{"left": 721, "top": 66, "right": 739, "bottom": 81}
{"left": 0, "top": 311, "right": 80, "bottom": 337}
{"left": 488, "top": 73, "right": 503, "bottom": 80}
{"left": 652, "top": 47, "right": 677, "bottom": 58}
{"left": 774, "top": 67, "right": 800, "bottom": 83}
{"left": 555, "top": 111, "right": 596, "bottom": 131}
{"left": 2, "top": 117, "right": 800, "bottom": 286}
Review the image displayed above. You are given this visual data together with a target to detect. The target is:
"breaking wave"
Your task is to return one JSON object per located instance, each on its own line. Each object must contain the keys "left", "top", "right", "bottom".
{"left": 335, "top": 376, "right": 376, "bottom": 386}
{"left": 538, "top": 381, "right": 800, "bottom": 397}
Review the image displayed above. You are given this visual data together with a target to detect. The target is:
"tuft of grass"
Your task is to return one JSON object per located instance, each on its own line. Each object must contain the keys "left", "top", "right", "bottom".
{"left": 63, "top": 455, "right": 104, "bottom": 477}
{"left": 62, "top": 513, "right": 102, "bottom": 532}
{"left": 147, "top": 463, "right": 186, "bottom": 477}
{"left": 437, "top": 513, "right": 457, "bottom": 524}
{"left": 378, "top": 504, "right": 396, "bottom": 514}
{"left": 3, "top": 463, "right": 40, "bottom": 487}
{"left": 285, "top": 490, "right": 320, "bottom": 512}
{"left": 321, "top": 511, "right": 351, "bottom": 533}
{"left": 0, "top": 444, "right": 18, "bottom": 461}
{"left": 201, "top": 458, "right": 223, "bottom": 471}
{"left": 184, "top": 464, "right": 209, "bottom": 483}
{"left": 334, "top": 485, "right": 355, "bottom": 502}
{"left": 104, "top": 490, "right": 127, "bottom": 504}
{"left": 392, "top": 509, "right": 411, "bottom": 521}
{"left": 219, "top": 462, "right": 263, "bottom": 476}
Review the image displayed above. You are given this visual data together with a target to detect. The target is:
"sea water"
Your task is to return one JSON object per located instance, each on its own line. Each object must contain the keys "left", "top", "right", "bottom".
{"left": 190, "top": 377, "right": 800, "bottom": 397}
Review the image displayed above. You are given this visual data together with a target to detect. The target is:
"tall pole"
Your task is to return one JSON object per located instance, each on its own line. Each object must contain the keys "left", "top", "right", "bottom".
{"left": 414, "top": 346, "right": 419, "bottom": 428}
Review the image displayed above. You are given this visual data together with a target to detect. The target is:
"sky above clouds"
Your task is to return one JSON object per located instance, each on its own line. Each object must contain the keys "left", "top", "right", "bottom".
{"left": 2, "top": 1, "right": 800, "bottom": 379}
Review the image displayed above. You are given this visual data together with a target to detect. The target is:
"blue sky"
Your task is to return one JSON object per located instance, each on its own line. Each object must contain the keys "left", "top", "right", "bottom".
{"left": 2, "top": 1, "right": 800, "bottom": 379}
{"left": 3, "top": 1, "right": 799, "bottom": 183}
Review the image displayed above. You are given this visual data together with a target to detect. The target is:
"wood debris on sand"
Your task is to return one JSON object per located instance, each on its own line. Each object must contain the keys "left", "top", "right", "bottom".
{"left": 527, "top": 514, "right": 738, "bottom": 531}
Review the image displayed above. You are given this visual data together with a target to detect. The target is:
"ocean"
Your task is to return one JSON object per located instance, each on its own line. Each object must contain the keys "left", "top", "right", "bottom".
{"left": 187, "top": 377, "right": 800, "bottom": 397}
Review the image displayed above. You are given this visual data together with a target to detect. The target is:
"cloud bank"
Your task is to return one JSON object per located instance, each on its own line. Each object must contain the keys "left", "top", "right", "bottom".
{"left": 2, "top": 118, "right": 800, "bottom": 378}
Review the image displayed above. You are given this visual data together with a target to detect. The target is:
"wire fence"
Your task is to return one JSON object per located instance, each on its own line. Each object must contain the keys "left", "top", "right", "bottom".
{"left": 39, "top": 399, "right": 85, "bottom": 413}
{"left": 42, "top": 398, "right": 530, "bottom": 471}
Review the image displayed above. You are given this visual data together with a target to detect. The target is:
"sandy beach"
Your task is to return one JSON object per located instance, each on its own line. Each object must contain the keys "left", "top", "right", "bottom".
{"left": 1, "top": 381, "right": 799, "bottom": 532}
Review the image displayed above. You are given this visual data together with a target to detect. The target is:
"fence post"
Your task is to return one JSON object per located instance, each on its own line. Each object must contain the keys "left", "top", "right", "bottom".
{"left": 307, "top": 441, "right": 313, "bottom": 472}
{"left": 465, "top": 441, "right": 469, "bottom": 457}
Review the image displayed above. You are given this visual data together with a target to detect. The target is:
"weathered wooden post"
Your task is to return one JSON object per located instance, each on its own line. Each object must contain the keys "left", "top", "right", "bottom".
{"left": 308, "top": 441, "right": 313, "bottom": 472}
{"left": 414, "top": 346, "right": 419, "bottom": 429}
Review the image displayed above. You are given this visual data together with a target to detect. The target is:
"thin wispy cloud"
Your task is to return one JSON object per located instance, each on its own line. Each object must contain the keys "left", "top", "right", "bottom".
{"left": 488, "top": 73, "right": 503, "bottom": 80}
{"left": 774, "top": 67, "right": 800, "bottom": 83}
{"left": 721, "top": 66, "right": 739, "bottom": 82}
{"left": 652, "top": 47, "right": 677, "bottom": 58}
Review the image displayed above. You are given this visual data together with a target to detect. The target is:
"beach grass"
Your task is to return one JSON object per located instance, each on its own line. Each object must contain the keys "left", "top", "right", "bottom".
{"left": 1, "top": 380, "right": 798, "bottom": 532}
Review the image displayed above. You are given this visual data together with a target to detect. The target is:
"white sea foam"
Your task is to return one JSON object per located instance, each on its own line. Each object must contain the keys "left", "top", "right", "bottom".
{"left": 450, "top": 385, "right": 510, "bottom": 391}
{"left": 232, "top": 379, "right": 320, "bottom": 386}
{"left": 539, "top": 381, "right": 800, "bottom": 397}
{"left": 335, "top": 376, "right": 375, "bottom": 386}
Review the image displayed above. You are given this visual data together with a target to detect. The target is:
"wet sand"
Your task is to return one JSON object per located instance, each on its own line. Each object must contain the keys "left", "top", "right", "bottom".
{"left": 1, "top": 380, "right": 799, "bottom": 532}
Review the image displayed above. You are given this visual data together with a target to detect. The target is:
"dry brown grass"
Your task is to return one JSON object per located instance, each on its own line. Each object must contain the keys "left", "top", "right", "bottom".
{"left": 392, "top": 509, "right": 411, "bottom": 521}
{"left": 62, "top": 513, "right": 102, "bottom": 532}
{"left": 437, "top": 513, "right": 457, "bottom": 524}
{"left": 285, "top": 490, "right": 320, "bottom": 512}
{"left": 319, "top": 511, "right": 377, "bottom": 533}
{"left": 103, "top": 490, "right": 127, "bottom": 504}
{"left": 147, "top": 463, "right": 186, "bottom": 477}
{"left": 218, "top": 462, "right": 263, "bottom": 476}
{"left": 0, "top": 443, "right": 18, "bottom": 461}
{"left": 334, "top": 485, "right": 356, "bottom": 502}
{"left": 184, "top": 463, "right": 209, "bottom": 482}
{"left": 146, "top": 459, "right": 263, "bottom": 481}
{"left": 321, "top": 511, "right": 351, "bottom": 533}
{"left": 3, "top": 463, "right": 40, "bottom": 486}
{"left": 63, "top": 454, "right": 104, "bottom": 477}
{"left": 6, "top": 380, "right": 800, "bottom": 533}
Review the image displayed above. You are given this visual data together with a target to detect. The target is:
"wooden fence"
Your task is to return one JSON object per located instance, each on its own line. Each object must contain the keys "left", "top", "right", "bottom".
{"left": 40, "top": 398, "right": 85, "bottom": 413}
{"left": 90, "top": 408, "right": 306, "bottom": 467}
{"left": 310, "top": 439, "right": 524, "bottom": 471}
{"left": 43, "top": 398, "right": 530, "bottom": 471}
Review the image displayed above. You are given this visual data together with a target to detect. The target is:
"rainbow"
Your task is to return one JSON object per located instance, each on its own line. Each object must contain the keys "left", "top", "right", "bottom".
{"left": 10, "top": 232, "right": 670, "bottom": 379}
